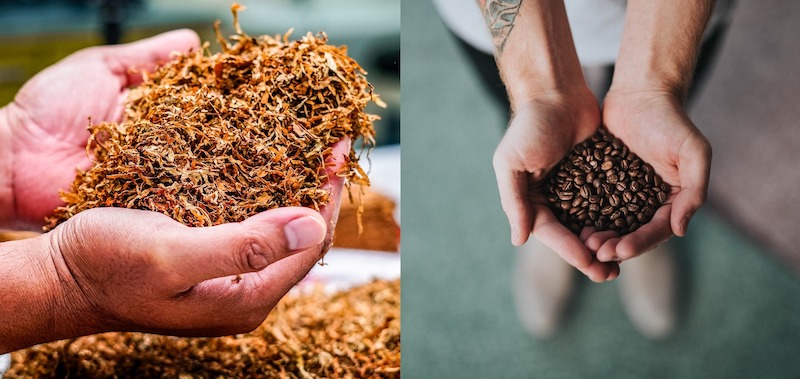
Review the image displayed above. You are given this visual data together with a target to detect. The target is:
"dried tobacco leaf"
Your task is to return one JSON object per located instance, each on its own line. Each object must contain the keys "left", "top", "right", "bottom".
{"left": 45, "top": 4, "right": 382, "bottom": 230}
{"left": 7, "top": 279, "right": 401, "bottom": 378}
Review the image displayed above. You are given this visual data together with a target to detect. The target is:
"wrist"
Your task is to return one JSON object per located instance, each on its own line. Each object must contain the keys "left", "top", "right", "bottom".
{"left": 0, "top": 106, "right": 14, "bottom": 227}
{"left": 0, "top": 234, "right": 100, "bottom": 353}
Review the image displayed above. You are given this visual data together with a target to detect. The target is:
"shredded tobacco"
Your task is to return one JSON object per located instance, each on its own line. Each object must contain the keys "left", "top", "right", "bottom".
{"left": 45, "top": 4, "right": 382, "bottom": 230}
{"left": 6, "top": 279, "right": 401, "bottom": 378}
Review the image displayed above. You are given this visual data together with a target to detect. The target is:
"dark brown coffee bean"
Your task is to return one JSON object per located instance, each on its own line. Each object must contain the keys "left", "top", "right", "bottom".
{"left": 594, "top": 150, "right": 602, "bottom": 160}
{"left": 643, "top": 163, "right": 654, "bottom": 173}
{"left": 630, "top": 181, "right": 640, "bottom": 192}
{"left": 657, "top": 191, "right": 667, "bottom": 203}
{"left": 616, "top": 182, "right": 626, "bottom": 192}
{"left": 637, "top": 213, "right": 647, "bottom": 223}
{"left": 601, "top": 161, "right": 613, "bottom": 171}
{"left": 637, "top": 192, "right": 648, "bottom": 201}
{"left": 627, "top": 204, "right": 639, "bottom": 212}
{"left": 660, "top": 182, "right": 671, "bottom": 192}
{"left": 593, "top": 178, "right": 602, "bottom": 188}
{"left": 580, "top": 186, "right": 590, "bottom": 199}
{"left": 610, "top": 194, "right": 620, "bottom": 207}
{"left": 601, "top": 206, "right": 614, "bottom": 216}
{"left": 612, "top": 139, "right": 623, "bottom": 149}
{"left": 572, "top": 197, "right": 583, "bottom": 207}
{"left": 623, "top": 191, "right": 633, "bottom": 203}
{"left": 558, "top": 192, "right": 574, "bottom": 201}
{"left": 589, "top": 203, "right": 599, "bottom": 212}
{"left": 607, "top": 174, "right": 618, "bottom": 184}
{"left": 562, "top": 181, "right": 574, "bottom": 191}
{"left": 589, "top": 195, "right": 600, "bottom": 204}
{"left": 644, "top": 206, "right": 656, "bottom": 217}
{"left": 561, "top": 201, "right": 570, "bottom": 210}
{"left": 654, "top": 175, "right": 662, "bottom": 186}
{"left": 614, "top": 218, "right": 626, "bottom": 229}
{"left": 589, "top": 211, "right": 598, "bottom": 221}
{"left": 626, "top": 215, "right": 635, "bottom": 225}
{"left": 586, "top": 172, "right": 595, "bottom": 182}
{"left": 569, "top": 206, "right": 580, "bottom": 215}
{"left": 610, "top": 210, "right": 622, "bottom": 220}
{"left": 575, "top": 175, "right": 586, "bottom": 185}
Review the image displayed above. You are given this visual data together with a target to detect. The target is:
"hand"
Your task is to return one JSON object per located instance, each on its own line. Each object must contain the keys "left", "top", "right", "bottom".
{"left": 493, "top": 90, "right": 620, "bottom": 282}
{"left": 40, "top": 139, "right": 349, "bottom": 340}
{"left": 587, "top": 90, "right": 711, "bottom": 262}
{"left": 0, "top": 30, "right": 200, "bottom": 228}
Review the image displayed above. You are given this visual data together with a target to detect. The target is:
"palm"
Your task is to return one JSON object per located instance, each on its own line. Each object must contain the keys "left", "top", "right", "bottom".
{"left": 9, "top": 53, "right": 128, "bottom": 225}
{"left": 494, "top": 91, "right": 620, "bottom": 282}
{"left": 5, "top": 31, "right": 200, "bottom": 227}
{"left": 594, "top": 92, "right": 711, "bottom": 260}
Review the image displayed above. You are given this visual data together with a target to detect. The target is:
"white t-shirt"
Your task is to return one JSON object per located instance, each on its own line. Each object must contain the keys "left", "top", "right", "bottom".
{"left": 433, "top": 0, "right": 732, "bottom": 66}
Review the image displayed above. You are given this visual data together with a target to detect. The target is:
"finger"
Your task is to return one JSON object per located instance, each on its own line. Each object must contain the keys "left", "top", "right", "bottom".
{"left": 161, "top": 207, "right": 326, "bottom": 288}
{"left": 528, "top": 205, "right": 605, "bottom": 280}
{"left": 607, "top": 262, "right": 621, "bottom": 281}
{"left": 586, "top": 230, "right": 620, "bottom": 256}
{"left": 596, "top": 238, "right": 620, "bottom": 263}
{"left": 671, "top": 137, "right": 711, "bottom": 236}
{"left": 320, "top": 138, "right": 351, "bottom": 251}
{"left": 579, "top": 226, "right": 597, "bottom": 242}
{"left": 616, "top": 205, "right": 673, "bottom": 260}
{"left": 101, "top": 29, "right": 201, "bottom": 86}
{"left": 494, "top": 157, "right": 534, "bottom": 246}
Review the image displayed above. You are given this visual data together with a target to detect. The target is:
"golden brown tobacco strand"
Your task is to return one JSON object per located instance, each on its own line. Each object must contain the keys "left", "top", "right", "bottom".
{"left": 7, "top": 279, "right": 401, "bottom": 378}
{"left": 45, "top": 4, "right": 382, "bottom": 230}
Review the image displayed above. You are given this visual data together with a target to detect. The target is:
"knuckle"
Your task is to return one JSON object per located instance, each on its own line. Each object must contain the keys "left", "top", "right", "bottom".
{"left": 236, "top": 231, "right": 281, "bottom": 272}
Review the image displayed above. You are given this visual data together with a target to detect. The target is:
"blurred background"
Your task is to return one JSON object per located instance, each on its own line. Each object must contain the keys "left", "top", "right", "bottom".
{"left": 402, "top": 0, "right": 800, "bottom": 378}
{"left": 0, "top": 0, "right": 400, "bottom": 146}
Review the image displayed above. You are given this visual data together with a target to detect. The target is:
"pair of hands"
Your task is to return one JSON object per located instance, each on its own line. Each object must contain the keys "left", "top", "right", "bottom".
{"left": 0, "top": 30, "right": 345, "bottom": 346}
{"left": 494, "top": 88, "right": 711, "bottom": 282}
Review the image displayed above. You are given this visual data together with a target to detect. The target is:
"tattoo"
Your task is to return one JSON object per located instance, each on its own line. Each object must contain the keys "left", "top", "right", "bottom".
{"left": 481, "top": 0, "right": 523, "bottom": 53}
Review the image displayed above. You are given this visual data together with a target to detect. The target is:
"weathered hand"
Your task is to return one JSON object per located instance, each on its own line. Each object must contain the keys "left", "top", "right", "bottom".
{"left": 493, "top": 91, "right": 619, "bottom": 282}
{"left": 39, "top": 139, "right": 348, "bottom": 340}
{"left": 587, "top": 90, "right": 711, "bottom": 262}
{"left": 0, "top": 30, "right": 200, "bottom": 228}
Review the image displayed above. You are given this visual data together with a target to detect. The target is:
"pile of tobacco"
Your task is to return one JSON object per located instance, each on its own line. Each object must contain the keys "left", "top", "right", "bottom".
{"left": 46, "top": 4, "right": 381, "bottom": 229}
{"left": 6, "top": 279, "right": 400, "bottom": 378}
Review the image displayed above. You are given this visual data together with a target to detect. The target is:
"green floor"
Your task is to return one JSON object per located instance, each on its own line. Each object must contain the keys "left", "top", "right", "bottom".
{"left": 401, "top": 1, "right": 800, "bottom": 378}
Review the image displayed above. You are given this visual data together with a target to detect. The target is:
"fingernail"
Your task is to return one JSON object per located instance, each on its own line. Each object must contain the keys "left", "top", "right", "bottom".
{"left": 285, "top": 216, "right": 326, "bottom": 250}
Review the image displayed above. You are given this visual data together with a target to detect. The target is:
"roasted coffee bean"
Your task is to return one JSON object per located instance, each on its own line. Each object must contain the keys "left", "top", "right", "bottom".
{"left": 575, "top": 175, "right": 586, "bottom": 185}
{"left": 657, "top": 191, "right": 667, "bottom": 203}
{"left": 610, "top": 194, "right": 621, "bottom": 207}
{"left": 580, "top": 186, "right": 590, "bottom": 199}
{"left": 558, "top": 192, "right": 574, "bottom": 201}
{"left": 614, "top": 218, "right": 626, "bottom": 229}
{"left": 572, "top": 197, "right": 583, "bottom": 207}
{"left": 601, "top": 161, "right": 613, "bottom": 170}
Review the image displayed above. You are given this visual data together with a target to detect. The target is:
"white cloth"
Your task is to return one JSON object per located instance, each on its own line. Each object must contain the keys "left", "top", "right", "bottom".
{"left": 433, "top": 0, "right": 627, "bottom": 66}
{"left": 433, "top": 0, "right": 734, "bottom": 66}
{"left": 0, "top": 353, "right": 10, "bottom": 378}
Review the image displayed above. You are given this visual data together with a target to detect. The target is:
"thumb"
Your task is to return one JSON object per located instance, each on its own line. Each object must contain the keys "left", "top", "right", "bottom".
{"left": 100, "top": 29, "right": 201, "bottom": 86}
{"left": 161, "top": 207, "right": 327, "bottom": 287}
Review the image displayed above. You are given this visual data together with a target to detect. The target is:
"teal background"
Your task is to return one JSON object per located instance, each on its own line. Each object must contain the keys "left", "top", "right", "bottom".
{"left": 400, "top": 1, "right": 800, "bottom": 377}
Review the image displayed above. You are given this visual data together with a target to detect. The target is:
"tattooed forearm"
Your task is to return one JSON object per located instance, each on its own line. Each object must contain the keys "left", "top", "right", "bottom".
{"left": 480, "top": 0, "right": 523, "bottom": 53}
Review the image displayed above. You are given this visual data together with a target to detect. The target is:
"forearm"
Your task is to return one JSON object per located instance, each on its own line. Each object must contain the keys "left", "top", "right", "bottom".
{"left": 0, "top": 236, "right": 97, "bottom": 353}
{"left": 0, "top": 107, "right": 13, "bottom": 228}
{"left": 478, "top": 0, "right": 587, "bottom": 109}
{"left": 611, "top": 0, "right": 716, "bottom": 98}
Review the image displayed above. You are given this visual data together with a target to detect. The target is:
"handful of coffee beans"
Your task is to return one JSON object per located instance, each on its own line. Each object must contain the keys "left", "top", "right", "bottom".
{"left": 544, "top": 128, "right": 671, "bottom": 235}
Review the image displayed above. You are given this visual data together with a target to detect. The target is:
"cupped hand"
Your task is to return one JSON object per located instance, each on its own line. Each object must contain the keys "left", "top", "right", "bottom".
{"left": 588, "top": 90, "right": 711, "bottom": 262}
{"left": 44, "top": 139, "right": 349, "bottom": 337}
{"left": 3, "top": 30, "right": 200, "bottom": 227}
{"left": 493, "top": 91, "right": 619, "bottom": 282}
